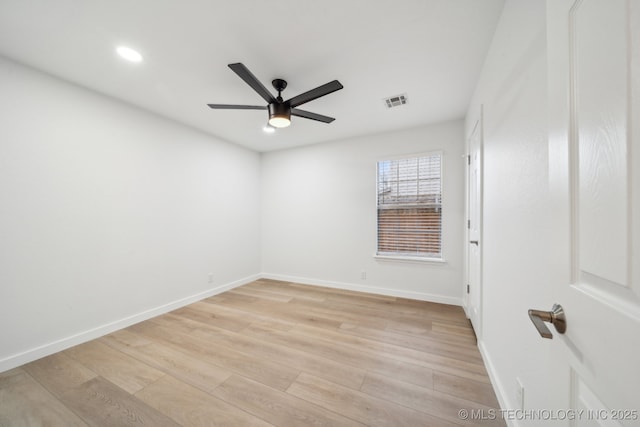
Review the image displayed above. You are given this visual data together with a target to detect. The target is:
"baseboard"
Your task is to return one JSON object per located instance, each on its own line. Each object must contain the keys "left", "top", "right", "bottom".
{"left": 0, "top": 273, "right": 260, "bottom": 373}
{"left": 478, "top": 339, "right": 519, "bottom": 427}
{"left": 260, "top": 272, "right": 462, "bottom": 306}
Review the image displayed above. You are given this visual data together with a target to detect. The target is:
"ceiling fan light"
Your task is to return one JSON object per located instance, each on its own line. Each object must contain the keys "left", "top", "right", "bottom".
{"left": 116, "top": 46, "right": 143, "bottom": 63}
{"left": 268, "top": 103, "right": 291, "bottom": 128}
{"left": 268, "top": 116, "right": 291, "bottom": 128}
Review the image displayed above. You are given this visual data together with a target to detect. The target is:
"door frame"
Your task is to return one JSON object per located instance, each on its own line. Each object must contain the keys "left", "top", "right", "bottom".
{"left": 464, "top": 108, "right": 484, "bottom": 337}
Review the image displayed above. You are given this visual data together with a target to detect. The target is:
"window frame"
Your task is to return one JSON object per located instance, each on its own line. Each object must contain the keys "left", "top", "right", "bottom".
{"left": 374, "top": 151, "right": 445, "bottom": 264}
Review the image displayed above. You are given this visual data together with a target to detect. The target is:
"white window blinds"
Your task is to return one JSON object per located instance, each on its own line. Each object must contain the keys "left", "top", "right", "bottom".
{"left": 377, "top": 154, "right": 442, "bottom": 258}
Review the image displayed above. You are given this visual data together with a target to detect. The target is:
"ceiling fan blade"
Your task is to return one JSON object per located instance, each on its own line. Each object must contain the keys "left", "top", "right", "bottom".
{"left": 207, "top": 104, "right": 267, "bottom": 110}
{"left": 286, "top": 80, "right": 343, "bottom": 108}
{"left": 291, "top": 108, "right": 335, "bottom": 123}
{"left": 228, "top": 63, "right": 276, "bottom": 104}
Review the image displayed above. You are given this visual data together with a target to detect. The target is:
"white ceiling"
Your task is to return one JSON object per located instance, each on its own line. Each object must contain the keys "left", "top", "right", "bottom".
{"left": 0, "top": 0, "right": 504, "bottom": 152}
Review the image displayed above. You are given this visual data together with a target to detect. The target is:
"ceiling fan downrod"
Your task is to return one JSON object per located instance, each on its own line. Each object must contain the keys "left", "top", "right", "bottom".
{"left": 272, "top": 79, "right": 287, "bottom": 102}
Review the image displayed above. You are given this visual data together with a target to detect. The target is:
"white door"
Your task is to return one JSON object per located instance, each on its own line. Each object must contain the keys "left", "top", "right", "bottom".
{"left": 544, "top": 0, "right": 640, "bottom": 425}
{"left": 467, "top": 117, "right": 483, "bottom": 336}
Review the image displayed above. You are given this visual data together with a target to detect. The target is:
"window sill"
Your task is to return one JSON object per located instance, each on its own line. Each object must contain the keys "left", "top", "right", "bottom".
{"left": 374, "top": 254, "right": 446, "bottom": 264}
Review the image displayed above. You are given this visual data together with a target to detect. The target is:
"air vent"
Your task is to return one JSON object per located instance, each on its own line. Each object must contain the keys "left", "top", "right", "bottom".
{"left": 384, "top": 93, "right": 408, "bottom": 109}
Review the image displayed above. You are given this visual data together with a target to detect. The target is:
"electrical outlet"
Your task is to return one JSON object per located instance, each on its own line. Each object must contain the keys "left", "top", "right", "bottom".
{"left": 515, "top": 378, "right": 524, "bottom": 410}
{"left": 361, "top": 270, "right": 367, "bottom": 280}
{"left": 208, "top": 273, "right": 213, "bottom": 283}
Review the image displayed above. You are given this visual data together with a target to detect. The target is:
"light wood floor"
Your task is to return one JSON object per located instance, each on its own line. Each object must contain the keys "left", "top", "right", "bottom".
{"left": 0, "top": 279, "right": 505, "bottom": 426}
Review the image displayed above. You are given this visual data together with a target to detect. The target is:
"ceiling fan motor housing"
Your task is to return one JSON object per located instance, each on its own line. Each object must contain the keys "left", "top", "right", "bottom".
{"left": 268, "top": 102, "right": 291, "bottom": 127}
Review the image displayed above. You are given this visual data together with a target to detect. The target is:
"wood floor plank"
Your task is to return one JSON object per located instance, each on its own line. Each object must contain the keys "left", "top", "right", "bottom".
{"left": 99, "top": 328, "right": 153, "bottom": 350}
{"left": 0, "top": 368, "right": 87, "bottom": 427}
{"left": 153, "top": 307, "right": 366, "bottom": 390}
{"left": 385, "top": 318, "right": 479, "bottom": 347}
{"left": 278, "top": 296, "right": 390, "bottom": 330}
{"left": 187, "top": 322, "right": 367, "bottom": 390}
{"left": 240, "top": 322, "right": 436, "bottom": 389}
{"left": 434, "top": 372, "right": 501, "bottom": 408}
{"left": 146, "top": 313, "right": 364, "bottom": 389}
{"left": 100, "top": 339, "right": 232, "bottom": 395}
{"left": 384, "top": 318, "right": 430, "bottom": 335}
{"left": 182, "top": 300, "right": 295, "bottom": 331}
{"left": 22, "top": 352, "right": 97, "bottom": 397}
{"left": 292, "top": 323, "right": 487, "bottom": 374}
{"left": 205, "top": 291, "right": 259, "bottom": 305}
{"left": 299, "top": 284, "right": 466, "bottom": 322}
{"left": 60, "top": 376, "right": 180, "bottom": 427}
{"left": 284, "top": 282, "right": 397, "bottom": 303}
{"left": 247, "top": 321, "right": 489, "bottom": 385}
{"left": 287, "top": 372, "right": 457, "bottom": 427}
{"left": 172, "top": 302, "right": 252, "bottom": 332}
{"left": 135, "top": 375, "right": 274, "bottom": 427}
{"left": 205, "top": 297, "right": 344, "bottom": 330}
{"left": 185, "top": 302, "right": 296, "bottom": 332}
{"left": 432, "top": 320, "right": 478, "bottom": 338}
{"left": 360, "top": 372, "right": 505, "bottom": 426}
{"left": 308, "top": 293, "right": 470, "bottom": 326}
{"left": 251, "top": 281, "right": 334, "bottom": 302}
{"left": 151, "top": 312, "right": 202, "bottom": 334}
{"left": 129, "top": 320, "right": 300, "bottom": 391}
{"left": 288, "top": 295, "right": 463, "bottom": 338}
{"left": 212, "top": 375, "right": 365, "bottom": 427}
{"left": 338, "top": 322, "right": 483, "bottom": 364}
{"left": 227, "top": 287, "right": 293, "bottom": 302}
{"left": 241, "top": 281, "right": 326, "bottom": 302}
{"left": 63, "top": 340, "right": 165, "bottom": 394}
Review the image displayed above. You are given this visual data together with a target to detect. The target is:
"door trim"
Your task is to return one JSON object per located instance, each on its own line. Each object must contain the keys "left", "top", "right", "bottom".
{"left": 464, "top": 107, "right": 484, "bottom": 338}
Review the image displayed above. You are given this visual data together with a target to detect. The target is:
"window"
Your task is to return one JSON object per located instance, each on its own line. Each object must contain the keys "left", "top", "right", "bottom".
{"left": 376, "top": 154, "right": 442, "bottom": 260}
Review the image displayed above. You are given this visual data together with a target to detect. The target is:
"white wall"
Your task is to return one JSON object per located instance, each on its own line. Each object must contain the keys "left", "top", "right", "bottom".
{"left": 261, "top": 120, "right": 465, "bottom": 304}
{"left": 464, "top": 0, "right": 551, "bottom": 419}
{"left": 0, "top": 56, "right": 261, "bottom": 371}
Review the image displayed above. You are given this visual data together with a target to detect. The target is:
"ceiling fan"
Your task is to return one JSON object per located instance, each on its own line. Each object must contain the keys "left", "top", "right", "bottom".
{"left": 207, "top": 63, "right": 343, "bottom": 128}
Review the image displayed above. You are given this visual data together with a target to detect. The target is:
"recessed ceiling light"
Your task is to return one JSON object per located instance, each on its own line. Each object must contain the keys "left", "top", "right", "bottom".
{"left": 263, "top": 125, "right": 275, "bottom": 134}
{"left": 116, "top": 46, "right": 143, "bottom": 63}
